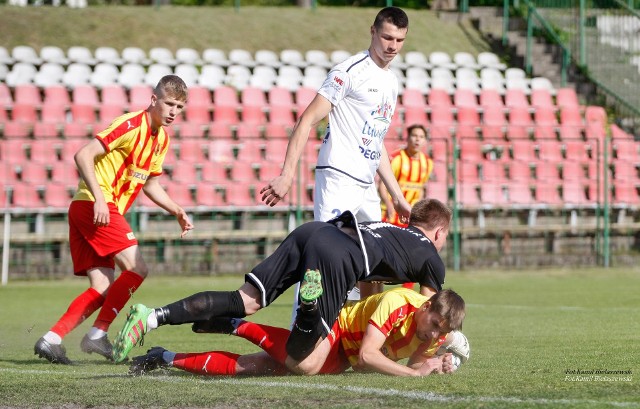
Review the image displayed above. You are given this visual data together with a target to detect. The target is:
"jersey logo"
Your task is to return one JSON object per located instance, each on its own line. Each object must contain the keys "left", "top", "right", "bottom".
{"left": 126, "top": 120, "right": 134, "bottom": 130}
{"left": 127, "top": 232, "right": 136, "bottom": 240}
{"left": 361, "top": 138, "right": 371, "bottom": 146}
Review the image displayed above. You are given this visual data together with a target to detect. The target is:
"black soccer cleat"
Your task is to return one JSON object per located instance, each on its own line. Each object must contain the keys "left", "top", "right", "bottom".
{"left": 129, "top": 347, "right": 168, "bottom": 375}
{"left": 80, "top": 334, "right": 114, "bottom": 361}
{"left": 34, "top": 337, "right": 72, "bottom": 365}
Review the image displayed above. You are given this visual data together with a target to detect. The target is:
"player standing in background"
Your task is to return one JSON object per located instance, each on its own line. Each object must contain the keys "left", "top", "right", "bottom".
{"left": 379, "top": 124, "right": 433, "bottom": 290}
{"left": 129, "top": 288, "right": 467, "bottom": 378}
{"left": 34, "top": 75, "right": 194, "bottom": 365}
{"left": 260, "top": 6, "right": 412, "bottom": 300}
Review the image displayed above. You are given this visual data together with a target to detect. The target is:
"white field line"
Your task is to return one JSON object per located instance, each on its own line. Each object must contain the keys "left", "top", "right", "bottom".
{"left": 1, "top": 368, "right": 638, "bottom": 408}
{"left": 467, "top": 304, "right": 639, "bottom": 312}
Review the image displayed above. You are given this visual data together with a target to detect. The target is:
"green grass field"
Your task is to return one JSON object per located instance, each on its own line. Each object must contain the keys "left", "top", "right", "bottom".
{"left": 0, "top": 268, "right": 638, "bottom": 408}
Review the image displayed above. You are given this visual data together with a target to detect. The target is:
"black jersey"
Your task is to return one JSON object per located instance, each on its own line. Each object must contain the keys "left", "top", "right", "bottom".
{"left": 329, "top": 211, "right": 445, "bottom": 291}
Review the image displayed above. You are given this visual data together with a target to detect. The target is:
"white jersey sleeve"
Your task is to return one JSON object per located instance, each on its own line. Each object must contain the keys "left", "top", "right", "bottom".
{"left": 316, "top": 51, "right": 399, "bottom": 185}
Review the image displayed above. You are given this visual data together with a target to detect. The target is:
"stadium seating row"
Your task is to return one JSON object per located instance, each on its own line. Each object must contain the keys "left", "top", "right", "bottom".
{"left": 1, "top": 45, "right": 507, "bottom": 71}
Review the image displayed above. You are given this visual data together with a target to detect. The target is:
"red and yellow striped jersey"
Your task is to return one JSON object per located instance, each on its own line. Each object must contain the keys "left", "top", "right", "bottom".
{"left": 337, "top": 287, "right": 446, "bottom": 367}
{"left": 382, "top": 149, "right": 433, "bottom": 226}
{"left": 73, "top": 111, "right": 170, "bottom": 215}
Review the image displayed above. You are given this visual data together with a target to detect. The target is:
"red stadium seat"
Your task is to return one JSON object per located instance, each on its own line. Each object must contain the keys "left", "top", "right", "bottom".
{"left": 532, "top": 160, "right": 561, "bottom": 182}
{"left": 208, "top": 139, "right": 236, "bottom": 164}
{"left": 458, "top": 161, "right": 480, "bottom": 182}
{"left": 536, "top": 140, "right": 563, "bottom": 161}
{"left": 10, "top": 182, "right": 44, "bottom": 208}
{"left": 562, "top": 180, "right": 591, "bottom": 206}
{"left": 506, "top": 160, "right": 533, "bottom": 182}
{"left": 458, "top": 138, "right": 484, "bottom": 162}
{"left": 453, "top": 89, "right": 479, "bottom": 109}
{"left": 184, "top": 105, "right": 211, "bottom": 126}
{"left": 188, "top": 86, "right": 212, "bottom": 108}
{"left": 534, "top": 182, "right": 563, "bottom": 206}
{"left": 456, "top": 106, "right": 480, "bottom": 138}
{"left": 170, "top": 163, "right": 199, "bottom": 184}
{"left": 403, "top": 106, "right": 428, "bottom": 127}
{"left": 556, "top": 88, "right": 579, "bottom": 109}
{"left": 198, "top": 161, "right": 229, "bottom": 183}
{"left": 176, "top": 139, "right": 207, "bottom": 162}
{"left": 294, "top": 87, "right": 317, "bottom": 114}
{"left": 563, "top": 140, "right": 591, "bottom": 162}
{"left": 481, "top": 161, "right": 506, "bottom": 182}
{"left": 177, "top": 122, "right": 207, "bottom": 139}
{"left": 479, "top": 89, "right": 504, "bottom": 109}
{"left": 403, "top": 88, "right": 428, "bottom": 109}
{"left": 43, "top": 85, "right": 71, "bottom": 108}
{"left": 230, "top": 161, "right": 259, "bottom": 182}
{"left": 505, "top": 182, "right": 534, "bottom": 205}
{"left": 194, "top": 182, "right": 224, "bottom": 206}
{"left": 241, "top": 105, "right": 267, "bottom": 124}
{"left": 530, "top": 89, "right": 554, "bottom": 109}
{"left": 165, "top": 181, "right": 196, "bottom": 207}
{"left": 268, "top": 86, "right": 295, "bottom": 107}
{"left": 457, "top": 183, "right": 481, "bottom": 207}
{"left": 3, "top": 122, "right": 31, "bottom": 139}
{"left": 208, "top": 122, "right": 234, "bottom": 139}
{"left": 44, "top": 182, "right": 73, "bottom": 208}
{"left": 72, "top": 85, "right": 100, "bottom": 108}
{"left": 505, "top": 89, "right": 529, "bottom": 109}
{"left": 70, "top": 104, "right": 97, "bottom": 124}
{"left": 268, "top": 105, "right": 295, "bottom": 126}
{"left": 236, "top": 142, "right": 264, "bottom": 163}
{"left": 129, "top": 85, "right": 153, "bottom": 111}
{"left": 429, "top": 106, "right": 454, "bottom": 139}
{"left": 427, "top": 89, "right": 452, "bottom": 108}
{"left": 14, "top": 84, "right": 42, "bottom": 107}
{"left": 510, "top": 139, "right": 536, "bottom": 161}
{"left": 101, "top": 84, "right": 129, "bottom": 109}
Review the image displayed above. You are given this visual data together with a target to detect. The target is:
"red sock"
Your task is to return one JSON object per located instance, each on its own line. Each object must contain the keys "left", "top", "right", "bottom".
{"left": 402, "top": 282, "right": 415, "bottom": 290}
{"left": 51, "top": 288, "right": 104, "bottom": 338}
{"left": 93, "top": 270, "right": 144, "bottom": 331}
{"left": 172, "top": 351, "right": 239, "bottom": 376}
{"left": 235, "top": 321, "right": 291, "bottom": 365}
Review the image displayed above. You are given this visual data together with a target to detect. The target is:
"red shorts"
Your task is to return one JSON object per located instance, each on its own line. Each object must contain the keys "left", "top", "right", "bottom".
{"left": 318, "top": 320, "right": 351, "bottom": 374}
{"left": 68, "top": 200, "right": 138, "bottom": 275}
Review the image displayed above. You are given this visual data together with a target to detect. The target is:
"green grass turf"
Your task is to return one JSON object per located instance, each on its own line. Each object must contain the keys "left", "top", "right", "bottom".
{"left": 0, "top": 5, "right": 490, "bottom": 56}
{"left": 0, "top": 268, "right": 638, "bottom": 408}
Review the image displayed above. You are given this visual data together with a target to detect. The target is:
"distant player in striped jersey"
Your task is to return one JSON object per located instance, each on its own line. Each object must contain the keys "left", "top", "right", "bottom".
{"left": 380, "top": 124, "right": 433, "bottom": 290}
{"left": 129, "top": 288, "right": 466, "bottom": 377}
{"left": 34, "top": 75, "right": 194, "bottom": 365}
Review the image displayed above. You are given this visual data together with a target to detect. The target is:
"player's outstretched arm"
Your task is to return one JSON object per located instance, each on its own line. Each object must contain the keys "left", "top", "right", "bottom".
{"left": 355, "top": 324, "right": 434, "bottom": 377}
{"left": 143, "top": 176, "right": 194, "bottom": 237}
{"left": 260, "top": 94, "right": 332, "bottom": 206}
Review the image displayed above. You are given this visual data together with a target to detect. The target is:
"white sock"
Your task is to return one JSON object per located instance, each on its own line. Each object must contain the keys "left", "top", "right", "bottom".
{"left": 162, "top": 350, "right": 176, "bottom": 366}
{"left": 43, "top": 331, "right": 62, "bottom": 345}
{"left": 147, "top": 311, "right": 158, "bottom": 330}
{"left": 87, "top": 327, "right": 107, "bottom": 340}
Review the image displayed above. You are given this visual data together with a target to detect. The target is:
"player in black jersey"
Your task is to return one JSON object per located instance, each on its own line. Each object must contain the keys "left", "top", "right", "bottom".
{"left": 113, "top": 199, "right": 452, "bottom": 373}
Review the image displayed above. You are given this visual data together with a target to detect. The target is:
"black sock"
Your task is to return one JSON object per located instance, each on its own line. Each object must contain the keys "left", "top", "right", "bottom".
{"left": 158, "top": 291, "right": 246, "bottom": 325}
{"left": 286, "top": 306, "right": 322, "bottom": 361}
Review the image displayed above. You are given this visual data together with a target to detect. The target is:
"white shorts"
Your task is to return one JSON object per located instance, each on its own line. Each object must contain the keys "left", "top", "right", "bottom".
{"left": 313, "top": 169, "right": 382, "bottom": 222}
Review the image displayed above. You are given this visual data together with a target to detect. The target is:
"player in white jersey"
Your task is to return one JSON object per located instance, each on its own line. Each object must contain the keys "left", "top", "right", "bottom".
{"left": 260, "top": 6, "right": 411, "bottom": 223}
{"left": 260, "top": 7, "right": 412, "bottom": 306}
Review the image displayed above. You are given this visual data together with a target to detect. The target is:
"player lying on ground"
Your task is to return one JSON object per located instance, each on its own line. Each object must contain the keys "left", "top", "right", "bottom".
{"left": 112, "top": 199, "right": 452, "bottom": 375}
{"left": 129, "top": 288, "right": 469, "bottom": 377}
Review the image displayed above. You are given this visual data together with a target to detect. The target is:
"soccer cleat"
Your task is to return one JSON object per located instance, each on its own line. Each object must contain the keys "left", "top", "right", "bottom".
{"left": 192, "top": 317, "right": 239, "bottom": 334}
{"left": 299, "top": 269, "right": 323, "bottom": 304}
{"left": 112, "top": 304, "right": 154, "bottom": 363}
{"left": 129, "top": 347, "right": 168, "bottom": 375}
{"left": 34, "top": 337, "right": 72, "bottom": 365}
{"left": 80, "top": 334, "right": 114, "bottom": 361}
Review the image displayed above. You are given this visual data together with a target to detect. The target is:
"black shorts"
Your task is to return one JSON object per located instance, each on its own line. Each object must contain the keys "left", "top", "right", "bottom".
{"left": 246, "top": 221, "right": 365, "bottom": 338}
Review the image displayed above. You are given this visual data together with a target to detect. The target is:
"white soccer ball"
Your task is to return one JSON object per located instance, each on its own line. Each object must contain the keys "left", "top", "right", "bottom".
{"left": 436, "top": 330, "right": 470, "bottom": 371}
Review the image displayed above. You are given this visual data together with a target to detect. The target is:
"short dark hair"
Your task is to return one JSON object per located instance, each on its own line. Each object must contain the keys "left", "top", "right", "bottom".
{"left": 409, "top": 198, "right": 452, "bottom": 231}
{"left": 154, "top": 75, "right": 188, "bottom": 101}
{"left": 373, "top": 7, "right": 409, "bottom": 30}
{"left": 406, "top": 124, "right": 427, "bottom": 138}
{"left": 428, "top": 289, "right": 465, "bottom": 331}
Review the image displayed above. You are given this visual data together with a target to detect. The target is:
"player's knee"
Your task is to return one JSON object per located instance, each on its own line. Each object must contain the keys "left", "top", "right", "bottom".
{"left": 284, "top": 356, "right": 322, "bottom": 376}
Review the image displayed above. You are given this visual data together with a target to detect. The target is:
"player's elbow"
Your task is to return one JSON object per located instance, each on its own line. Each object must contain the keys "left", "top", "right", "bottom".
{"left": 357, "top": 349, "right": 378, "bottom": 369}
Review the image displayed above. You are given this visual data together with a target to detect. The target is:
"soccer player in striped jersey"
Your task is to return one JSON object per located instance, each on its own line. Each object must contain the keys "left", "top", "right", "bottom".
{"left": 380, "top": 124, "right": 434, "bottom": 290}
{"left": 129, "top": 288, "right": 466, "bottom": 377}
{"left": 34, "top": 75, "right": 194, "bottom": 365}
{"left": 380, "top": 124, "right": 434, "bottom": 227}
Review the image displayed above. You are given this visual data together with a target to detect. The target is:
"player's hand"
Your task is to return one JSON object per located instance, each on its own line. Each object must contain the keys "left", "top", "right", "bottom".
{"left": 417, "top": 356, "right": 443, "bottom": 376}
{"left": 393, "top": 196, "right": 412, "bottom": 224}
{"left": 441, "top": 353, "right": 456, "bottom": 374}
{"left": 176, "top": 209, "right": 194, "bottom": 238}
{"left": 260, "top": 175, "right": 291, "bottom": 206}
{"left": 93, "top": 200, "right": 110, "bottom": 227}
